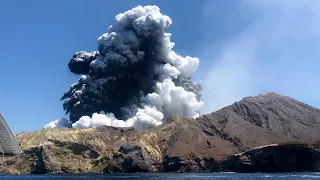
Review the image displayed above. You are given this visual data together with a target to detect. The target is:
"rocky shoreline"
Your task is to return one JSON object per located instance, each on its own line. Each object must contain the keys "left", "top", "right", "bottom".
{"left": 1, "top": 142, "right": 319, "bottom": 174}
{"left": 2, "top": 93, "right": 320, "bottom": 174}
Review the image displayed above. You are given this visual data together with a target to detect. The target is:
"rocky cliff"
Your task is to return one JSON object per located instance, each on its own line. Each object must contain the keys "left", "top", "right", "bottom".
{"left": 217, "top": 143, "right": 320, "bottom": 172}
{"left": 1, "top": 92, "right": 320, "bottom": 174}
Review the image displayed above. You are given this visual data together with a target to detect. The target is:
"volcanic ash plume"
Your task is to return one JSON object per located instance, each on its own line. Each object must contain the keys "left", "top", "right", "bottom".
{"left": 45, "top": 5, "right": 203, "bottom": 129}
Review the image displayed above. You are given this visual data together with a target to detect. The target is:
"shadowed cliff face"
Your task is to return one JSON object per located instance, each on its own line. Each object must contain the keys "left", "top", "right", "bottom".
{"left": 1, "top": 92, "right": 320, "bottom": 174}
{"left": 217, "top": 144, "right": 320, "bottom": 173}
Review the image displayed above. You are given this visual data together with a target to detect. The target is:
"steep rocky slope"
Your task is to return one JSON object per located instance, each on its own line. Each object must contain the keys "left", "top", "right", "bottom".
{"left": 1, "top": 92, "right": 320, "bottom": 174}
{"left": 199, "top": 92, "right": 320, "bottom": 148}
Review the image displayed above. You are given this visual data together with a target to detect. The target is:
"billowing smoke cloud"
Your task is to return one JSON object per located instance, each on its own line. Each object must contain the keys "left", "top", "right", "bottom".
{"left": 44, "top": 118, "right": 72, "bottom": 129}
{"left": 45, "top": 5, "right": 203, "bottom": 129}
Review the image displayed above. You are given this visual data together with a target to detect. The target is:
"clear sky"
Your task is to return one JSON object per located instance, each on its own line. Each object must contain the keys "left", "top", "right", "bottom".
{"left": 1, "top": 0, "right": 320, "bottom": 133}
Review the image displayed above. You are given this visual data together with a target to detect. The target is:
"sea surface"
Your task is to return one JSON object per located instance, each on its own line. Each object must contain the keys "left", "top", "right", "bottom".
{"left": 0, "top": 173, "right": 320, "bottom": 180}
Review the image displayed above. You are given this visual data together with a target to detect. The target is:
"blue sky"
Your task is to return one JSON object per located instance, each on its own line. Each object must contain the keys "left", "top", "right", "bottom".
{"left": 1, "top": 0, "right": 320, "bottom": 133}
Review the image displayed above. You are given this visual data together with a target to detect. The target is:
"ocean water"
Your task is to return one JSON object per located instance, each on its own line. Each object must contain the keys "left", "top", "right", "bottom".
{"left": 0, "top": 173, "right": 319, "bottom": 180}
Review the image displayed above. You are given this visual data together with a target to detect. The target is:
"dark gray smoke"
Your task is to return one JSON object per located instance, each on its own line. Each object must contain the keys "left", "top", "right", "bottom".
{"left": 68, "top": 51, "right": 99, "bottom": 75}
{"left": 46, "top": 5, "right": 203, "bottom": 129}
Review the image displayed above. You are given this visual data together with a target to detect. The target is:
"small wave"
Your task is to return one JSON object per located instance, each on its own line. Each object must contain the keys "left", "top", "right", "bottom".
{"left": 301, "top": 175, "right": 320, "bottom": 178}
{"left": 262, "top": 175, "right": 273, "bottom": 178}
{"left": 187, "top": 175, "right": 228, "bottom": 178}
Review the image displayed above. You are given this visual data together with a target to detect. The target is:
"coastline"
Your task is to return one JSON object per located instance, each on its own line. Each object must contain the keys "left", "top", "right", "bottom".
{"left": 1, "top": 142, "right": 319, "bottom": 175}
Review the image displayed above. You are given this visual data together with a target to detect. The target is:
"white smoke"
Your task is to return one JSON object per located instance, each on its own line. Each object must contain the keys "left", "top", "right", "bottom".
{"left": 68, "top": 78, "right": 203, "bottom": 129}
{"left": 147, "top": 79, "right": 203, "bottom": 119}
{"left": 44, "top": 118, "right": 71, "bottom": 129}
{"left": 45, "top": 5, "right": 203, "bottom": 129}
{"left": 72, "top": 112, "right": 121, "bottom": 129}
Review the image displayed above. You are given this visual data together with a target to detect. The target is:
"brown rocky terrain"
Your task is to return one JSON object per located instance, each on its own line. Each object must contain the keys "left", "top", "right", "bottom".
{"left": 1, "top": 92, "right": 320, "bottom": 174}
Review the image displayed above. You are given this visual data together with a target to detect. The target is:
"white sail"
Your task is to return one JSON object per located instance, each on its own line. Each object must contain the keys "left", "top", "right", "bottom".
{"left": 0, "top": 113, "right": 21, "bottom": 155}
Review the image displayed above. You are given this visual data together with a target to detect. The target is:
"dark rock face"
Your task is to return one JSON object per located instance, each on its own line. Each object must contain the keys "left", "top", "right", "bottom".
{"left": 162, "top": 156, "right": 182, "bottom": 172}
{"left": 1, "top": 92, "right": 320, "bottom": 174}
{"left": 27, "top": 147, "right": 47, "bottom": 174}
{"left": 49, "top": 140, "right": 99, "bottom": 159}
{"left": 217, "top": 144, "right": 320, "bottom": 173}
{"left": 104, "top": 144, "right": 158, "bottom": 173}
